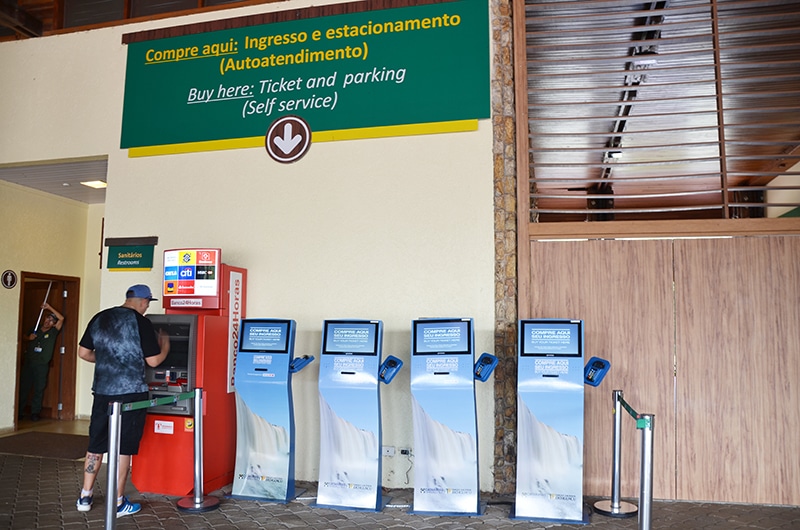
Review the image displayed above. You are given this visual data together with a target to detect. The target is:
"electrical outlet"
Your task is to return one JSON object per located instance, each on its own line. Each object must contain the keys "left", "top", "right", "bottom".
{"left": 399, "top": 447, "right": 412, "bottom": 456}
{"left": 382, "top": 446, "right": 396, "bottom": 457}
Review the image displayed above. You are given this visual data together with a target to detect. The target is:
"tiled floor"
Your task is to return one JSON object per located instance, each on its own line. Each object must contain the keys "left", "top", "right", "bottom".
{"left": 1, "top": 418, "right": 799, "bottom": 529}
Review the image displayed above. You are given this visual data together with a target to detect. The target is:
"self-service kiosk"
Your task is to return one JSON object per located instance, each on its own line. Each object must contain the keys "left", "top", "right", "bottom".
{"left": 409, "top": 317, "right": 482, "bottom": 515}
{"left": 132, "top": 248, "right": 246, "bottom": 497}
{"left": 514, "top": 319, "right": 587, "bottom": 523}
{"left": 231, "top": 318, "right": 314, "bottom": 502}
{"left": 316, "top": 319, "right": 400, "bottom": 511}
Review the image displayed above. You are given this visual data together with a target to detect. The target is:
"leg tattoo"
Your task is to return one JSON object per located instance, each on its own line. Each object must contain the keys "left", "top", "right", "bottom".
{"left": 85, "top": 453, "right": 102, "bottom": 475}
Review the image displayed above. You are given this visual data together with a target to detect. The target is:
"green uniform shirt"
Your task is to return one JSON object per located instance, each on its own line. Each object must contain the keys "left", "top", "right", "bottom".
{"left": 25, "top": 327, "right": 60, "bottom": 365}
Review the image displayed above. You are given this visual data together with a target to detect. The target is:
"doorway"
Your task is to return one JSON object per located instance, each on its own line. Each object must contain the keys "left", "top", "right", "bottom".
{"left": 16, "top": 273, "right": 81, "bottom": 424}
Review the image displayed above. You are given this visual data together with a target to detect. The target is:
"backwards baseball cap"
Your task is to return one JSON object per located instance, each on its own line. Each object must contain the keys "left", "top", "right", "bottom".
{"left": 126, "top": 284, "right": 158, "bottom": 301}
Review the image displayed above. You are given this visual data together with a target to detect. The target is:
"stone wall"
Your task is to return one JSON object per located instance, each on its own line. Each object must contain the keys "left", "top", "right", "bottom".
{"left": 490, "top": 0, "right": 518, "bottom": 495}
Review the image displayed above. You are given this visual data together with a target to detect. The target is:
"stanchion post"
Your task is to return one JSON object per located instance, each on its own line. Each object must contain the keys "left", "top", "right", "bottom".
{"left": 192, "top": 388, "right": 204, "bottom": 505}
{"left": 105, "top": 401, "right": 122, "bottom": 530}
{"left": 594, "top": 390, "right": 638, "bottom": 518}
{"left": 177, "top": 388, "right": 220, "bottom": 512}
{"left": 638, "top": 414, "right": 654, "bottom": 530}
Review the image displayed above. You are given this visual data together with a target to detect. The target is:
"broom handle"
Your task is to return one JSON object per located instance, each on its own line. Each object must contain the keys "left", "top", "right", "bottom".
{"left": 33, "top": 281, "right": 54, "bottom": 333}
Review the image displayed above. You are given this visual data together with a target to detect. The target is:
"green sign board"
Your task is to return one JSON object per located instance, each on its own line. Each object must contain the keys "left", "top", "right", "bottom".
{"left": 107, "top": 245, "right": 155, "bottom": 271}
{"left": 120, "top": 0, "right": 490, "bottom": 154}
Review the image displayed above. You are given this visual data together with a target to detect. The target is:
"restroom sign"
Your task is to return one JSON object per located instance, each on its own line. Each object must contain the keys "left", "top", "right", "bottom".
{"left": 2, "top": 270, "right": 17, "bottom": 289}
{"left": 265, "top": 115, "right": 311, "bottom": 163}
{"left": 107, "top": 245, "right": 154, "bottom": 271}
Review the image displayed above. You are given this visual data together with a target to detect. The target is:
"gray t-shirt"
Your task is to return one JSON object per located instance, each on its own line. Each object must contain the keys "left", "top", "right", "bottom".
{"left": 79, "top": 306, "right": 161, "bottom": 395}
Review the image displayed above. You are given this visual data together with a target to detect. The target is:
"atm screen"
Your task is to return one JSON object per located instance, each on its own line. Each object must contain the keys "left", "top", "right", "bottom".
{"left": 146, "top": 317, "right": 194, "bottom": 369}
{"left": 322, "top": 320, "right": 379, "bottom": 355}
{"left": 413, "top": 319, "right": 471, "bottom": 355}
{"left": 240, "top": 319, "right": 291, "bottom": 353}
{"left": 520, "top": 319, "right": 582, "bottom": 357}
{"left": 144, "top": 313, "right": 198, "bottom": 415}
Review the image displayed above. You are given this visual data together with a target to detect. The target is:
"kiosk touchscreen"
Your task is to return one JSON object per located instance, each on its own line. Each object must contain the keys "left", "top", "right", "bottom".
{"left": 233, "top": 318, "right": 308, "bottom": 502}
{"left": 316, "top": 319, "right": 385, "bottom": 511}
{"left": 514, "top": 319, "right": 587, "bottom": 523}
{"left": 410, "top": 318, "right": 481, "bottom": 515}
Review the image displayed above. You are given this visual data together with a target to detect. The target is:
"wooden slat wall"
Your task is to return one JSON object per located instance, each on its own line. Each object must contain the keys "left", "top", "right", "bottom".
{"left": 528, "top": 239, "right": 675, "bottom": 500}
{"left": 526, "top": 234, "right": 800, "bottom": 505}
{"left": 674, "top": 236, "right": 800, "bottom": 505}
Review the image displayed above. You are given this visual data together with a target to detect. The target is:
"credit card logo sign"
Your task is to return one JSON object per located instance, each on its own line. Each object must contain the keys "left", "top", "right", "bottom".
{"left": 177, "top": 281, "right": 194, "bottom": 294}
{"left": 196, "top": 266, "right": 216, "bottom": 280}
{"left": 196, "top": 251, "right": 216, "bottom": 266}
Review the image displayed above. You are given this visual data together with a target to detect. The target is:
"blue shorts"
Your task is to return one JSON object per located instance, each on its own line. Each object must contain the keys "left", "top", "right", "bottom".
{"left": 88, "top": 392, "right": 149, "bottom": 455}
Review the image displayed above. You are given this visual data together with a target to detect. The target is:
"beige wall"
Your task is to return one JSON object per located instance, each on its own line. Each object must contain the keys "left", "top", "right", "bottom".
{"left": 0, "top": 181, "right": 96, "bottom": 427}
{"left": 76, "top": 204, "right": 105, "bottom": 416}
{"left": 0, "top": 1, "right": 496, "bottom": 489}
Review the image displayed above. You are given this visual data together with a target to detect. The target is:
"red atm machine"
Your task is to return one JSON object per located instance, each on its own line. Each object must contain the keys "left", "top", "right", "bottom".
{"left": 131, "top": 248, "right": 246, "bottom": 496}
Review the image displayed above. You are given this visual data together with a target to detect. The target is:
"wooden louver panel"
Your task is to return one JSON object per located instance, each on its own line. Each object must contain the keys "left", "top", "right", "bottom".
{"left": 524, "top": 0, "right": 800, "bottom": 222}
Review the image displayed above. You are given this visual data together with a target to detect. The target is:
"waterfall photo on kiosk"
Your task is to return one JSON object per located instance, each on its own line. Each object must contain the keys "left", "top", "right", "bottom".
{"left": 516, "top": 393, "right": 583, "bottom": 519}
{"left": 317, "top": 396, "right": 379, "bottom": 508}
{"left": 233, "top": 393, "right": 291, "bottom": 499}
{"left": 411, "top": 395, "right": 478, "bottom": 513}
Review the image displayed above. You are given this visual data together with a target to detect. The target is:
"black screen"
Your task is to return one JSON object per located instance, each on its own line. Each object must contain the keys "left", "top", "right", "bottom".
{"left": 412, "top": 318, "right": 472, "bottom": 355}
{"left": 321, "top": 320, "right": 379, "bottom": 355}
{"left": 519, "top": 319, "right": 582, "bottom": 357}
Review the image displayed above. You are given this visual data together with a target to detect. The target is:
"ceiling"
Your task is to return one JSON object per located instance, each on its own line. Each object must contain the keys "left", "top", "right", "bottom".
{"left": 0, "top": 0, "right": 57, "bottom": 38}
{"left": 0, "top": 0, "right": 240, "bottom": 39}
{"left": 2, "top": 0, "right": 799, "bottom": 220}
{"left": 0, "top": 159, "right": 107, "bottom": 204}
{"left": 522, "top": 0, "right": 800, "bottom": 221}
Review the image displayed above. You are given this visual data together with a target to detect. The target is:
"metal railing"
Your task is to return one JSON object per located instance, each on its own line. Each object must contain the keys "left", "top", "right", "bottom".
{"left": 103, "top": 388, "right": 218, "bottom": 530}
{"left": 593, "top": 389, "right": 655, "bottom": 530}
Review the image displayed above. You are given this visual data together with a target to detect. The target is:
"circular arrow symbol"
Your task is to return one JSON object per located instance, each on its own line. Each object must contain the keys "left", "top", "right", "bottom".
{"left": 265, "top": 115, "right": 312, "bottom": 163}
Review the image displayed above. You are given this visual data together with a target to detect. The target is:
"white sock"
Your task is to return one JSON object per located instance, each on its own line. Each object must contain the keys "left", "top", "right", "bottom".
{"left": 117, "top": 496, "right": 124, "bottom": 506}
{"left": 81, "top": 489, "right": 92, "bottom": 497}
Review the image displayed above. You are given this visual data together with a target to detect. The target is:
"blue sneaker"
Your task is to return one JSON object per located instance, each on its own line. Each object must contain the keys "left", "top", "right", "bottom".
{"left": 116, "top": 496, "right": 141, "bottom": 518}
{"left": 76, "top": 495, "right": 93, "bottom": 512}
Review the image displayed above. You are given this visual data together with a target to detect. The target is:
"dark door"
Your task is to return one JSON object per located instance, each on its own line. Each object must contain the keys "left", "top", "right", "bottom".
{"left": 16, "top": 273, "right": 80, "bottom": 423}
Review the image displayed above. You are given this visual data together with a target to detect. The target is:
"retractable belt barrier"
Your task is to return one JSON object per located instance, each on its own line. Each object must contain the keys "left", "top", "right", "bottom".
{"left": 593, "top": 389, "right": 655, "bottom": 530}
{"left": 103, "top": 388, "right": 218, "bottom": 530}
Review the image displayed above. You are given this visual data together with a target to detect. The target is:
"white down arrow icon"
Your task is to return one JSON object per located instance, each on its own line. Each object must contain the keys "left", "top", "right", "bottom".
{"left": 265, "top": 115, "right": 312, "bottom": 163}
{"left": 274, "top": 123, "right": 302, "bottom": 153}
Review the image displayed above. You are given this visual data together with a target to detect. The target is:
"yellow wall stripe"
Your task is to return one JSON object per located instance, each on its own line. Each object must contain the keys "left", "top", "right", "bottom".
{"left": 127, "top": 120, "right": 479, "bottom": 158}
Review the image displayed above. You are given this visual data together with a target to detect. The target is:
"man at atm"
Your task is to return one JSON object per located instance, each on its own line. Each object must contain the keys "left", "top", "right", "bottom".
{"left": 76, "top": 285, "right": 170, "bottom": 517}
